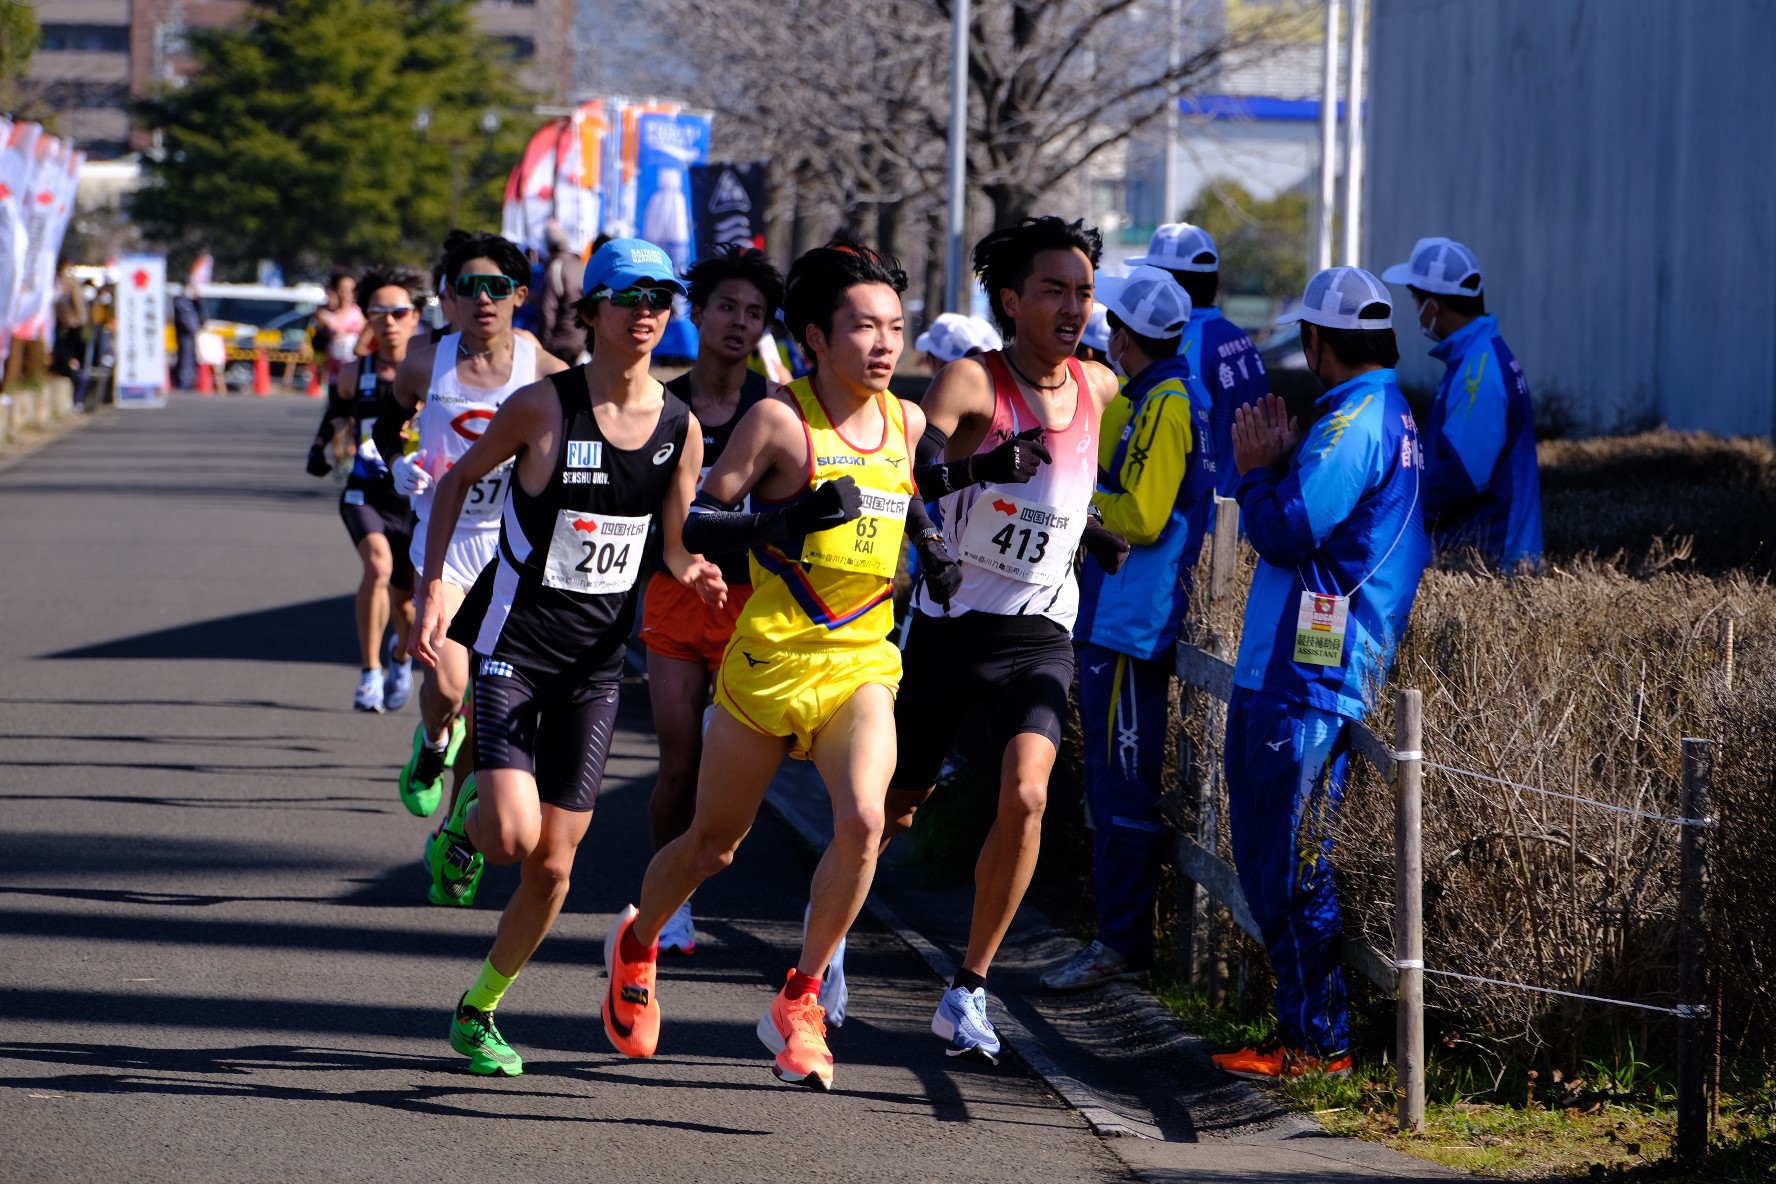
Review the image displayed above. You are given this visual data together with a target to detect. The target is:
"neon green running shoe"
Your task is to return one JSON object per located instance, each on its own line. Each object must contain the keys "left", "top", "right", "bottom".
{"left": 399, "top": 717, "right": 465, "bottom": 818}
{"left": 427, "top": 777, "right": 484, "bottom": 908}
{"left": 449, "top": 992, "right": 523, "bottom": 1076}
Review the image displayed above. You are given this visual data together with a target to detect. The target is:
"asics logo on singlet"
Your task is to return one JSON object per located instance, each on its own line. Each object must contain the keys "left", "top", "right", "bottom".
{"left": 566, "top": 440, "right": 603, "bottom": 469}
{"left": 742, "top": 651, "right": 771, "bottom": 668}
{"left": 816, "top": 455, "right": 864, "bottom": 468}
{"left": 652, "top": 443, "right": 676, "bottom": 465}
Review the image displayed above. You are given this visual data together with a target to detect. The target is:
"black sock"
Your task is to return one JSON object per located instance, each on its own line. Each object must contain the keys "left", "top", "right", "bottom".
{"left": 952, "top": 968, "right": 987, "bottom": 993}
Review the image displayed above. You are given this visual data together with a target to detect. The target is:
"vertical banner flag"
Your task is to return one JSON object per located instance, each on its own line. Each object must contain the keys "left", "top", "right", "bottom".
{"left": 689, "top": 160, "right": 769, "bottom": 259}
{"left": 552, "top": 100, "right": 609, "bottom": 255}
{"left": 635, "top": 112, "right": 711, "bottom": 358}
{"left": 115, "top": 254, "right": 170, "bottom": 408}
{"left": 10, "top": 131, "right": 65, "bottom": 344}
{"left": 0, "top": 120, "right": 40, "bottom": 370}
{"left": 501, "top": 119, "right": 564, "bottom": 254}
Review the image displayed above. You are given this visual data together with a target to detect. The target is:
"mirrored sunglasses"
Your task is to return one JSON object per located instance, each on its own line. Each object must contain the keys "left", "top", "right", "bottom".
{"left": 597, "top": 286, "right": 675, "bottom": 311}
{"left": 367, "top": 304, "right": 414, "bottom": 319}
{"left": 452, "top": 273, "right": 517, "bottom": 301}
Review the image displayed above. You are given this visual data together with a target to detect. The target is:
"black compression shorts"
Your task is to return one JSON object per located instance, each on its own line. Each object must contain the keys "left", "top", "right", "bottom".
{"left": 469, "top": 657, "right": 620, "bottom": 813}
{"left": 892, "top": 611, "right": 1075, "bottom": 792}
{"left": 339, "top": 487, "right": 415, "bottom": 592}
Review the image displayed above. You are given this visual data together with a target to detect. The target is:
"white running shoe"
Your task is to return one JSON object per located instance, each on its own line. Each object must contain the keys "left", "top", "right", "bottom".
{"left": 383, "top": 659, "right": 414, "bottom": 711}
{"left": 1039, "top": 939, "right": 1140, "bottom": 992}
{"left": 658, "top": 902, "right": 697, "bottom": 954}
{"left": 354, "top": 669, "right": 384, "bottom": 713}
{"left": 931, "top": 985, "right": 1001, "bottom": 1064}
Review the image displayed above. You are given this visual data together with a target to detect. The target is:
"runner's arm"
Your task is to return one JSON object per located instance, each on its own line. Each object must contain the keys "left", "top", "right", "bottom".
{"left": 659, "top": 419, "right": 726, "bottom": 608}
{"left": 390, "top": 347, "right": 429, "bottom": 412}
{"left": 685, "top": 400, "right": 861, "bottom": 552}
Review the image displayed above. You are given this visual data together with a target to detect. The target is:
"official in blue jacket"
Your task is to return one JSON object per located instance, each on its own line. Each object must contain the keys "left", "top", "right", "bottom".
{"left": 1129, "top": 222, "right": 1271, "bottom": 499}
{"left": 1043, "top": 267, "right": 1217, "bottom": 991}
{"left": 1213, "top": 267, "right": 1430, "bottom": 1081}
{"left": 1382, "top": 237, "right": 1542, "bottom": 566}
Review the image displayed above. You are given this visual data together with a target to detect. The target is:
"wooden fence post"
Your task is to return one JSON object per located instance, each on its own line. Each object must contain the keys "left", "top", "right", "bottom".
{"left": 1718, "top": 618, "right": 1735, "bottom": 692}
{"left": 1394, "top": 689, "right": 1426, "bottom": 1134}
{"left": 1191, "top": 633, "right": 1230, "bottom": 999}
{"left": 1676, "top": 738, "right": 1715, "bottom": 1162}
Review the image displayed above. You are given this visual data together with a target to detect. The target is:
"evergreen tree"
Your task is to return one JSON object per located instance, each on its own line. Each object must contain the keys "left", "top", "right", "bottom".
{"left": 135, "top": 0, "right": 527, "bottom": 277}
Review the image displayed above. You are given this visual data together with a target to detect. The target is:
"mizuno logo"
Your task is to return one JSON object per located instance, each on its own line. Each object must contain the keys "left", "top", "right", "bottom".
{"left": 1266, "top": 739, "right": 1289, "bottom": 751}
{"left": 742, "top": 651, "right": 771, "bottom": 668}
{"left": 1090, "top": 663, "right": 1106, "bottom": 674}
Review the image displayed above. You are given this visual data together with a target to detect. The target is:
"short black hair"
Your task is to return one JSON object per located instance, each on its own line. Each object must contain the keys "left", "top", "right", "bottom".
{"left": 974, "top": 216, "right": 1103, "bottom": 336}
{"left": 1303, "top": 308, "right": 1401, "bottom": 369}
{"left": 1105, "top": 310, "right": 1181, "bottom": 363}
{"left": 685, "top": 245, "right": 785, "bottom": 320}
{"left": 782, "top": 235, "right": 907, "bottom": 355}
{"left": 326, "top": 269, "right": 353, "bottom": 292}
{"left": 438, "top": 230, "right": 530, "bottom": 287}
{"left": 1172, "top": 269, "right": 1219, "bottom": 311}
{"left": 355, "top": 265, "right": 429, "bottom": 311}
{"left": 1408, "top": 283, "right": 1486, "bottom": 318}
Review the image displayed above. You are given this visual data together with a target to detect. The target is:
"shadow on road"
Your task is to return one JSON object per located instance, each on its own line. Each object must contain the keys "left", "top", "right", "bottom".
{"left": 43, "top": 596, "right": 359, "bottom": 665}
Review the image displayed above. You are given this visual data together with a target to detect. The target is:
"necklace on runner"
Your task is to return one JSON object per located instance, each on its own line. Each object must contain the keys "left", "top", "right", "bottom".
{"left": 456, "top": 336, "right": 493, "bottom": 361}
{"left": 1001, "top": 353, "right": 1068, "bottom": 392}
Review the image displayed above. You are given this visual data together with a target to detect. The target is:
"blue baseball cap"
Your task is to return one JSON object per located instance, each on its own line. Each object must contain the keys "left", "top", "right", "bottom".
{"left": 581, "top": 237, "right": 687, "bottom": 299}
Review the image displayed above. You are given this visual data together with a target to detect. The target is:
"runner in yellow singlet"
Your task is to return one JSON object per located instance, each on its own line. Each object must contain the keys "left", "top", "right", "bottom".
{"left": 601, "top": 238, "right": 929, "bottom": 1092}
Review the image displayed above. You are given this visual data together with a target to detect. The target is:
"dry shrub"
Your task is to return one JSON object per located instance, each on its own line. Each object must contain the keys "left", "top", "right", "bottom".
{"left": 1539, "top": 432, "right": 1776, "bottom": 574}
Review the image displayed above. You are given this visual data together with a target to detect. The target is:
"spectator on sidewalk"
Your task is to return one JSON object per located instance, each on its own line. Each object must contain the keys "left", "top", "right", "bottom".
{"left": 1213, "top": 267, "right": 1429, "bottom": 1082}
{"left": 1382, "top": 237, "right": 1543, "bottom": 567}
{"left": 172, "top": 288, "right": 205, "bottom": 391}
{"left": 1042, "top": 266, "right": 1217, "bottom": 991}
{"left": 1128, "top": 223, "right": 1271, "bottom": 499}
{"left": 51, "top": 263, "right": 90, "bottom": 408}
{"left": 537, "top": 225, "right": 588, "bottom": 364}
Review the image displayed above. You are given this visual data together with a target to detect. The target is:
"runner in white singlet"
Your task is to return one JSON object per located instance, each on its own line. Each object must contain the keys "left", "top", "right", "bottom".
{"left": 385, "top": 232, "right": 567, "bottom": 855}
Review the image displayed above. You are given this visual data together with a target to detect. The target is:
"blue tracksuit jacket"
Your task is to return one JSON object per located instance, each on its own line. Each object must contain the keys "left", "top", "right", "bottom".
{"left": 1181, "top": 307, "right": 1270, "bottom": 501}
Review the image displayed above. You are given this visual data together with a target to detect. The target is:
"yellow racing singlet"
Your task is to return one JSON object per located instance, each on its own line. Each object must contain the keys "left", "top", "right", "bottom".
{"left": 737, "top": 377, "right": 915, "bottom": 648}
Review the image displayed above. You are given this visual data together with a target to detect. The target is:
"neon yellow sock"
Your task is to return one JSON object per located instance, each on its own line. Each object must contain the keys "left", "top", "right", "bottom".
{"left": 463, "top": 958, "right": 518, "bottom": 1013}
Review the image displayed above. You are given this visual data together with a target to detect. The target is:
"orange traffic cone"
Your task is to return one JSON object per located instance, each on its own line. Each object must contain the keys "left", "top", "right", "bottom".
{"left": 305, "top": 361, "right": 323, "bottom": 398}
{"left": 196, "top": 359, "right": 214, "bottom": 396}
{"left": 252, "top": 349, "right": 272, "bottom": 397}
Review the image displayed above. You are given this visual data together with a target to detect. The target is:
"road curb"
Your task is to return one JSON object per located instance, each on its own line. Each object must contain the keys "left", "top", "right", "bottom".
{"left": 762, "top": 764, "right": 1163, "bottom": 1140}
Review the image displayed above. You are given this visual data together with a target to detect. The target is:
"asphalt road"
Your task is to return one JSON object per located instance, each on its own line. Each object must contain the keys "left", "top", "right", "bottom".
{"left": 0, "top": 395, "right": 1130, "bottom": 1184}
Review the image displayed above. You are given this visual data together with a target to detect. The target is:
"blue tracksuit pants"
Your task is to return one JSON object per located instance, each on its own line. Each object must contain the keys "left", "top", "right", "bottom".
{"left": 1223, "top": 686, "right": 1354, "bottom": 1056}
{"left": 1077, "top": 641, "right": 1171, "bottom": 968}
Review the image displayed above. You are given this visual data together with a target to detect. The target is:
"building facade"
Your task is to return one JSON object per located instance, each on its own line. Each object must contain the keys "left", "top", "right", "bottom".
{"left": 24, "top": 0, "right": 572, "bottom": 161}
{"left": 1367, "top": 0, "right": 1776, "bottom": 436}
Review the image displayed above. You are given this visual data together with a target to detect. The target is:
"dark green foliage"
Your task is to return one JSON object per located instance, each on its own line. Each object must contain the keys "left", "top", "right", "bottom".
{"left": 134, "top": 0, "right": 528, "bottom": 276}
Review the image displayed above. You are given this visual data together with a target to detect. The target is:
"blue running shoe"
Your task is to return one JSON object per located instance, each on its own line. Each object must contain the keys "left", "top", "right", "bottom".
{"left": 932, "top": 985, "right": 1001, "bottom": 1065}
{"left": 353, "top": 669, "right": 384, "bottom": 713}
{"left": 383, "top": 659, "right": 414, "bottom": 712}
{"left": 820, "top": 935, "right": 847, "bottom": 1027}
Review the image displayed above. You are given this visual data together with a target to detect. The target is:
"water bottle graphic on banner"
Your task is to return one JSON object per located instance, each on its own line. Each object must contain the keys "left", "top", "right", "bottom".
{"left": 643, "top": 166, "right": 692, "bottom": 276}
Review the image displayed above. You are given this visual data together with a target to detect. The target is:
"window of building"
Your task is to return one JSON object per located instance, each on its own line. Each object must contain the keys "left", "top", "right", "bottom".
{"left": 40, "top": 24, "right": 132, "bottom": 53}
{"left": 498, "top": 35, "right": 537, "bottom": 60}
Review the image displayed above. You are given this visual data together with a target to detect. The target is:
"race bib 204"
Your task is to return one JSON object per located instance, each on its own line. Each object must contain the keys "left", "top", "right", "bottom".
{"left": 542, "top": 510, "right": 651, "bottom": 595}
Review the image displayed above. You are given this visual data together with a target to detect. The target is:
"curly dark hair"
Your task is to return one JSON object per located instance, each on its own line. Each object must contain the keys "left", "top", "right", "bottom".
{"left": 436, "top": 230, "right": 531, "bottom": 288}
{"left": 684, "top": 245, "right": 785, "bottom": 320}
{"left": 781, "top": 235, "right": 907, "bottom": 355}
{"left": 973, "top": 216, "right": 1103, "bottom": 337}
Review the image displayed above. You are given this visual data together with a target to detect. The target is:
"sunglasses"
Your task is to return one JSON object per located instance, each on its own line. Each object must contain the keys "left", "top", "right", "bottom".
{"left": 452, "top": 273, "right": 517, "bottom": 301}
{"left": 367, "top": 304, "right": 415, "bottom": 319}
{"left": 596, "top": 286, "right": 675, "bottom": 312}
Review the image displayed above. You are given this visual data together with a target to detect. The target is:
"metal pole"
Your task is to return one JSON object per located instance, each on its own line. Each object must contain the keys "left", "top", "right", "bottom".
{"left": 1394, "top": 688, "right": 1425, "bottom": 1134}
{"left": 1316, "top": 0, "right": 1340, "bottom": 272}
{"left": 1676, "top": 738, "right": 1715, "bottom": 1161}
{"left": 945, "top": 0, "right": 970, "bottom": 314}
{"left": 1340, "top": 0, "right": 1365, "bottom": 267}
{"left": 1162, "top": 0, "right": 1182, "bottom": 226}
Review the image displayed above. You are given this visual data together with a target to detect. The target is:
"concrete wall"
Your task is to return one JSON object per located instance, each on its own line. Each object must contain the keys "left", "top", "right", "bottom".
{"left": 1367, "top": 0, "right": 1776, "bottom": 435}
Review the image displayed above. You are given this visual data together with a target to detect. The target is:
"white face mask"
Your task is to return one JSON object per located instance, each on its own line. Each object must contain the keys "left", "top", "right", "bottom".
{"left": 1107, "top": 330, "right": 1128, "bottom": 379}
{"left": 1416, "top": 297, "right": 1444, "bottom": 344}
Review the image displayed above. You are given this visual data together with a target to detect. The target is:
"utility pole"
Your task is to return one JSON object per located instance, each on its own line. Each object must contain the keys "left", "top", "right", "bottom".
{"left": 1341, "top": 0, "right": 1366, "bottom": 266}
{"left": 1161, "top": 0, "right": 1182, "bottom": 227}
{"left": 1316, "top": 0, "right": 1340, "bottom": 272}
{"left": 945, "top": 0, "right": 970, "bottom": 314}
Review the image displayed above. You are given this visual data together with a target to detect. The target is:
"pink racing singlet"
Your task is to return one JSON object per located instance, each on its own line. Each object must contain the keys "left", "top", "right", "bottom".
{"left": 912, "top": 351, "right": 1097, "bottom": 630}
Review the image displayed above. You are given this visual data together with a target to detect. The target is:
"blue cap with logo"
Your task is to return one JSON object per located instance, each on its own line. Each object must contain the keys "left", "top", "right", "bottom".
{"left": 581, "top": 237, "right": 688, "bottom": 299}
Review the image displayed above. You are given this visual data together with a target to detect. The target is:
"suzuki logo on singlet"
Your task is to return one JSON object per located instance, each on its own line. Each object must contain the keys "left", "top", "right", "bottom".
{"left": 816, "top": 455, "right": 864, "bottom": 468}
{"left": 566, "top": 441, "right": 603, "bottom": 469}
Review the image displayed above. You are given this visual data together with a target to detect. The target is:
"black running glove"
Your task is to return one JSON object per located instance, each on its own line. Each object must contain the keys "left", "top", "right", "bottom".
{"left": 783, "top": 476, "right": 862, "bottom": 536}
{"left": 914, "top": 425, "right": 1052, "bottom": 499}
{"left": 906, "top": 494, "right": 962, "bottom": 606}
{"left": 683, "top": 477, "right": 864, "bottom": 554}
{"left": 973, "top": 426, "right": 1052, "bottom": 485}
{"left": 1081, "top": 520, "right": 1131, "bottom": 574}
{"left": 306, "top": 443, "right": 332, "bottom": 478}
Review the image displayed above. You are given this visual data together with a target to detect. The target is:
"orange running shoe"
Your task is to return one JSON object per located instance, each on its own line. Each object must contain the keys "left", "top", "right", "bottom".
{"left": 756, "top": 971, "right": 834, "bottom": 1090}
{"left": 602, "top": 904, "right": 660, "bottom": 1058}
{"left": 1286, "top": 1048, "right": 1353, "bottom": 1078}
{"left": 1211, "top": 1038, "right": 1289, "bottom": 1080}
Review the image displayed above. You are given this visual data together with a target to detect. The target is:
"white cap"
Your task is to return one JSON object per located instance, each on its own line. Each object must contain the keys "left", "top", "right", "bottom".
{"left": 965, "top": 315, "right": 1004, "bottom": 354}
{"left": 1080, "top": 306, "right": 1111, "bottom": 353}
{"left": 1101, "top": 265, "right": 1192, "bottom": 339}
{"left": 916, "top": 312, "right": 979, "bottom": 363}
{"left": 1380, "top": 237, "right": 1483, "bottom": 297}
{"left": 1275, "top": 267, "right": 1394, "bottom": 330}
{"left": 1128, "top": 222, "right": 1219, "bottom": 273}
